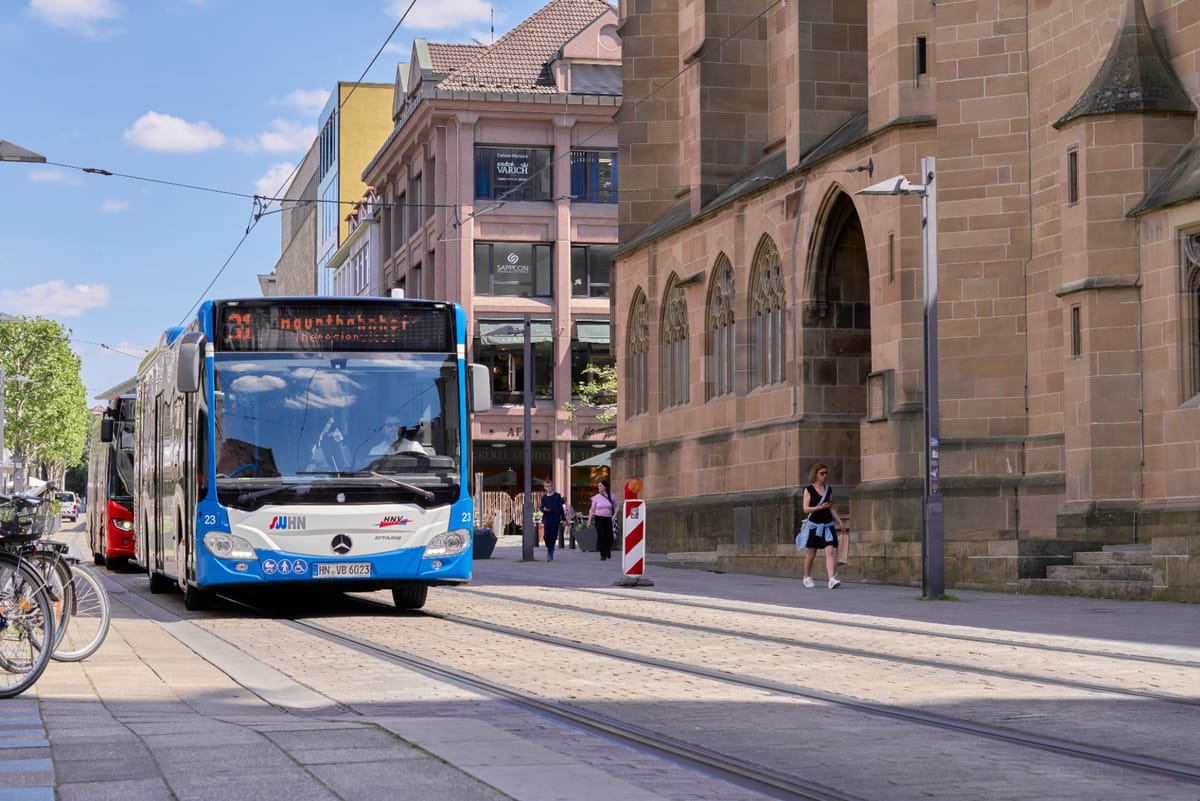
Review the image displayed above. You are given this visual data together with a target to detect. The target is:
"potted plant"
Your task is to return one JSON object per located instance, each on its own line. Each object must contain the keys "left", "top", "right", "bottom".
{"left": 473, "top": 510, "right": 498, "bottom": 559}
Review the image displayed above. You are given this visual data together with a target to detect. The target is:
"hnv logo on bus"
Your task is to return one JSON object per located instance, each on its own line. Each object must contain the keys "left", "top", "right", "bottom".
{"left": 269, "top": 516, "right": 307, "bottom": 530}
{"left": 331, "top": 534, "right": 353, "bottom": 555}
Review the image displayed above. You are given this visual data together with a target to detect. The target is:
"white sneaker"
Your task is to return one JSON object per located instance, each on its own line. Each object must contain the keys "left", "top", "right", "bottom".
{"left": 802, "top": 576, "right": 815, "bottom": 588}
{"left": 828, "top": 577, "right": 842, "bottom": 589}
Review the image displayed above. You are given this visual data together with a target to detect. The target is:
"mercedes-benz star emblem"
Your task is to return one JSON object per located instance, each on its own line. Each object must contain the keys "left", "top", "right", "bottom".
{"left": 331, "top": 534, "right": 353, "bottom": 555}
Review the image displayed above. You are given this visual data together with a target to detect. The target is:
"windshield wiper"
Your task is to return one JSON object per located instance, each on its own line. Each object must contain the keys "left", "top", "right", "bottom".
{"left": 235, "top": 484, "right": 295, "bottom": 504}
{"left": 368, "top": 471, "right": 435, "bottom": 502}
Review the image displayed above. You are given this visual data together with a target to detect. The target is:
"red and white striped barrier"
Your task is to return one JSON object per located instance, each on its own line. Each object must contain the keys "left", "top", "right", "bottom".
{"left": 621, "top": 499, "right": 645, "bottom": 576}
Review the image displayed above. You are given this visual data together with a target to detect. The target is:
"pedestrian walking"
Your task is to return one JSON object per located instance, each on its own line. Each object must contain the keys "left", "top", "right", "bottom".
{"left": 587, "top": 479, "right": 616, "bottom": 560}
{"left": 798, "top": 463, "right": 848, "bottom": 589}
{"left": 563, "top": 503, "right": 577, "bottom": 549}
{"left": 539, "top": 480, "right": 566, "bottom": 561}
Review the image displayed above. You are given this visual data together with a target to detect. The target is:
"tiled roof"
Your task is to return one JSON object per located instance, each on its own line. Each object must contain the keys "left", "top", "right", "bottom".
{"left": 437, "top": 0, "right": 614, "bottom": 93}
{"left": 427, "top": 42, "right": 486, "bottom": 75}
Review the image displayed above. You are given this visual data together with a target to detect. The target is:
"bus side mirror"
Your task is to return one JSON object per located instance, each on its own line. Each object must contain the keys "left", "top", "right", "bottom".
{"left": 100, "top": 418, "right": 114, "bottom": 443}
{"left": 176, "top": 331, "right": 206, "bottom": 393}
{"left": 469, "top": 363, "right": 492, "bottom": 413}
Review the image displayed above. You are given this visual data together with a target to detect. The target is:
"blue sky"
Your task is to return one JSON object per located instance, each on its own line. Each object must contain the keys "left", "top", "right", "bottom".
{"left": 0, "top": 0, "right": 544, "bottom": 401}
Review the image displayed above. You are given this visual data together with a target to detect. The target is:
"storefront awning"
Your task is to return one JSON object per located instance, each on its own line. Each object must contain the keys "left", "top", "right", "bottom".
{"left": 478, "top": 320, "right": 553, "bottom": 345}
{"left": 575, "top": 320, "right": 610, "bottom": 344}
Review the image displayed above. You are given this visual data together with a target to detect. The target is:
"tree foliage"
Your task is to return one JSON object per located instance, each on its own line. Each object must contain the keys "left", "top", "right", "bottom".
{"left": 0, "top": 316, "right": 90, "bottom": 486}
{"left": 563, "top": 362, "right": 617, "bottom": 423}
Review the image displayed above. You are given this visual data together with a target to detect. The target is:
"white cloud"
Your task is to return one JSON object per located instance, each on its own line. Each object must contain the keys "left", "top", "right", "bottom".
{"left": 274, "top": 89, "right": 330, "bottom": 117}
{"left": 29, "top": 0, "right": 120, "bottom": 37}
{"left": 123, "top": 111, "right": 225, "bottom": 153}
{"left": 99, "top": 198, "right": 128, "bottom": 212}
{"left": 0, "top": 280, "right": 109, "bottom": 317}
{"left": 255, "top": 163, "right": 297, "bottom": 198}
{"left": 259, "top": 120, "right": 315, "bottom": 154}
{"left": 386, "top": 0, "right": 492, "bottom": 30}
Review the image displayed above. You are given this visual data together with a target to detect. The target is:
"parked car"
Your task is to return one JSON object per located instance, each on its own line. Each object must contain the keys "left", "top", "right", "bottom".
{"left": 56, "top": 491, "right": 79, "bottom": 521}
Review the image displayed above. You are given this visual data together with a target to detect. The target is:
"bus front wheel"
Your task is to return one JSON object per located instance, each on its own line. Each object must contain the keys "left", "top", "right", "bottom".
{"left": 391, "top": 584, "right": 428, "bottom": 611}
{"left": 183, "top": 583, "right": 216, "bottom": 611}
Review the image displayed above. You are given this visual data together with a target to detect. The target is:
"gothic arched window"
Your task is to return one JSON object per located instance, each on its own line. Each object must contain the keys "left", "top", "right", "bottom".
{"left": 1186, "top": 233, "right": 1200, "bottom": 399}
{"left": 707, "top": 254, "right": 735, "bottom": 399}
{"left": 626, "top": 289, "right": 649, "bottom": 417}
{"left": 661, "top": 278, "right": 690, "bottom": 408}
{"left": 749, "top": 235, "right": 786, "bottom": 387}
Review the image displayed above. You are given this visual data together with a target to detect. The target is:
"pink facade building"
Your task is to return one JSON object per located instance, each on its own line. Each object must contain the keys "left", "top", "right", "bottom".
{"left": 363, "top": 0, "right": 622, "bottom": 519}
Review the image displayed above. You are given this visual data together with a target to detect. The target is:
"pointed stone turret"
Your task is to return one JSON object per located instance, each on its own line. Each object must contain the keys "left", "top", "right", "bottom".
{"left": 1053, "top": 0, "right": 1194, "bottom": 129}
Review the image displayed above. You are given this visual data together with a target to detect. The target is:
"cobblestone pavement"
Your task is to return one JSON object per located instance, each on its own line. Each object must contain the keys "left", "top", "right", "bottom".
{"left": 3, "top": 531, "right": 1197, "bottom": 801}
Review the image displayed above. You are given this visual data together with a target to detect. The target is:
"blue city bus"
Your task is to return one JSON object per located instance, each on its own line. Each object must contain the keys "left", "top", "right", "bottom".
{"left": 134, "top": 297, "right": 491, "bottom": 610}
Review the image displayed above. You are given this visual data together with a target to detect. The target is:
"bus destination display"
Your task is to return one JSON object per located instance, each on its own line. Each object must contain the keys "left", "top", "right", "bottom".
{"left": 216, "top": 301, "right": 453, "bottom": 352}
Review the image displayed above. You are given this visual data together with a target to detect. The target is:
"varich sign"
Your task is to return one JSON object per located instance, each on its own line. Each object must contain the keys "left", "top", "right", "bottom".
{"left": 494, "top": 152, "right": 530, "bottom": 179}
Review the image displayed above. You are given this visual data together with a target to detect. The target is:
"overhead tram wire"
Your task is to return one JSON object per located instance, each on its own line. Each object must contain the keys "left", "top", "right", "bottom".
{"left": 248, "top": 0, "right": 421, "bottom": 227}
{"left": 174, "top": 0, "right": 421, "bottom": 324}
{"left": 51, "top": 0, "right": 787, "bottom": 328}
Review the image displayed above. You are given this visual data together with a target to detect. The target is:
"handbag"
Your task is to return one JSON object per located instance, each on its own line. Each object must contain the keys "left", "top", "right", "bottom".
{"left": 837, "top": 530, "right": 850, "bottom": 564}
{"left": 578, "top": 523, "right": 598, "bottom": 552}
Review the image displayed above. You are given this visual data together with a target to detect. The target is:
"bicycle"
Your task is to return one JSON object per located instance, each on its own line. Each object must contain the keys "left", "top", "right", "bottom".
{"left": 0, "top": 493, "right": 57, "bottom": 698}
{"left": 0, "top": 493, "right": 111, "bottom": 664}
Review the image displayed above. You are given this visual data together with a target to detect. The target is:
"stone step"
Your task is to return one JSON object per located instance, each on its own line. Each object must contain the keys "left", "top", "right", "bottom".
{"left": 651, "top": 551, "right": 720, "bottom": 571}
{"left": 1047, "top": 563, "right": 1153, "bottom": 581}
{"left": 1018, "top": 577, "right": 1153, "bottom": 601}
{"left": 1075, "top": 549, "right": 1152, "bottom": 566}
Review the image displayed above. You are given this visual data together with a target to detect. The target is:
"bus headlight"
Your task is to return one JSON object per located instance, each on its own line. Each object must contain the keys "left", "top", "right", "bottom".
{"left": 112, "top": 518, "right": 134, "bottom": 532}
{"left": 203, "top": 531, "right": 259, "bottom": 561}
{"left": 424, "top": 529, "right": 470, "bottom": 557}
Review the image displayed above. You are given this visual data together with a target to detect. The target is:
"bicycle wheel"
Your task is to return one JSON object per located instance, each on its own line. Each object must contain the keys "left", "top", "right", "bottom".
{"left": 52, "top": 563, "right": 111, "bottom": 662}
{"left": 0, "top": 554, "right": 55, "bottom": 698}
{"left": 28, "top": 551, "right": 73, "bottom": 652}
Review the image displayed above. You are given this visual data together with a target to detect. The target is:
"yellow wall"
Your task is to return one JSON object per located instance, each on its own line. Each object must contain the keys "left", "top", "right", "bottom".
{"left": 336, "top": 82, "right": 393, "bottom": 245}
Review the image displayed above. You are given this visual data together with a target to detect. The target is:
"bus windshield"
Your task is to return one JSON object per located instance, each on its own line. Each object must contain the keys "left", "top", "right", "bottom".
{"left": 111, "top": 421, "right": 135, "bottom": 500}
{"left": 212, "top": 351, "right": 462, "bottom": 510}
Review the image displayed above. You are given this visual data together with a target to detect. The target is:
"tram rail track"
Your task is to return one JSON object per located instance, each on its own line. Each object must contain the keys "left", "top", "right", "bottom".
{"left": 243, "top": 591, "right": 1200, "bottom": 791}
{"left": 454, "top": 587, "right": 1200, "bottom": 707}
{"left": 281, "top": 613, "right": 868, "bottom": 801}
{"left": 409, "top": 607, "right": 1200, "bottom": 785}
{"left": 111, "top": 569, "right": 1200, "bottom": 801}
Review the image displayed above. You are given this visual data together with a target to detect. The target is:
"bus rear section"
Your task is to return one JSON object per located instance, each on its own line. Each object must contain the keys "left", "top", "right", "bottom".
{"left": 136, "top": 298, "right": 490, "bottom": 610}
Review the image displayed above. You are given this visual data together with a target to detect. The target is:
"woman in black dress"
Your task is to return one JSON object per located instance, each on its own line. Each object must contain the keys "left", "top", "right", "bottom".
{"left": 798, "top": 463, "right": 847, "bottom": 588}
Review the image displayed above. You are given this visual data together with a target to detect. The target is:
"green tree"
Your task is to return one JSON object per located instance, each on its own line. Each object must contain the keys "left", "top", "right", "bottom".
{"left": 563, "top": 362, "right": 617, "bottom": 423}
{"left": 0, "top": 316, "right": 89, "bottom": 490}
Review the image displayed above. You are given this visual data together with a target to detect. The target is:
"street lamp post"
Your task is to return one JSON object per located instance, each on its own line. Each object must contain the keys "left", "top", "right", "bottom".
{"left": 858, "top": 156, "right": 944, "bottom": 597}
{"left": 521, "top": 314, "right": 535, "bottom": 562}
{"left": 0, "top": 144, "right": 44, "bottom": 492}
{"left": 489, "top": 318, "right": 537, "bottom": 562}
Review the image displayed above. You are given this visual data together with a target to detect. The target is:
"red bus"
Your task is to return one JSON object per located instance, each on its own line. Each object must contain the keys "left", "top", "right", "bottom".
{"left": 87, "top": 392, "right": 136, "bottom": 568}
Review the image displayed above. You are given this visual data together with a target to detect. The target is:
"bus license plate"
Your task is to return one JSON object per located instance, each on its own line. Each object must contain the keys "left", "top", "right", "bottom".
{"left": 314, "top": 562, "right": 372, "bottom": 578}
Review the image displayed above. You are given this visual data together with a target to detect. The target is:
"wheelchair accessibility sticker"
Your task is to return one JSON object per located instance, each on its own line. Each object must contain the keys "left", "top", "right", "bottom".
{"left": 261, "top": 558, "right": 309, "bottom": 576}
